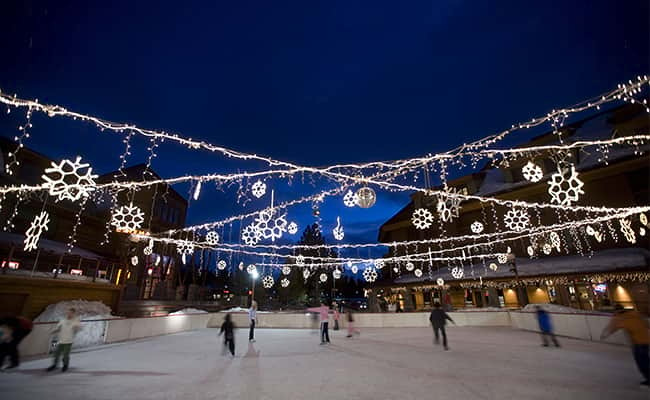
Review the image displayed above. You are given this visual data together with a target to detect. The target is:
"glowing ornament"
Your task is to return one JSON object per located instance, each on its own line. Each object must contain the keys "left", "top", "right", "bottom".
{"left": 296, "top": 255, "right": 305, "bottom": 266}
{"left": 247, "top": 264, "right": 257, "bottom": 274}
{"left": 23, "top": 211, "right": 50, "bottom": 251}
{"left": 131, "top": 255, "right": 139, "bottom": 266}
{"left": 182, "top": 254, "right": 187, "bottom": 264}
{"left": 585, "top": 226, "right": 596, "bottom": 236}
{"left": 356, "top": 187, "right": 376, "bottom": 208}
{"left": 414, "top": 268, "right": 423, "bottom": 278}
{"left": 287, "top": 222, "right": 298, "bottom": 235}
{"left": 238, "top": 262, "right": 245, "bottom": 270}
{"left": 549, "top": 232, "right": 561, "bottom": 251}
{"left": 405, "top": 262, "right": 415, "bottom": 271}
{"left": 281, "top": 278, "right": 290, "bottom": 288}
{"left": 497, "top": 254, "right": 508, "bottom": 264}
{"left": 542, "top": 243, "right": 552, "bottom": 255}
{"left": 176, "top": 240, "right": 194, "bottom": 256}
{"left": 522, "top": 161, "right": 543, "bottom": 183}
{"left": 363, "top": 267, "right": 378, "bottom": 282}
{"left": 393, "top": 266, "right": 399, "bottom": 273}
{"left": 640, "top": 213, "right": 648, "bottom": 226}
{"left": 527, "top": 246, "right": 534, "bottom": 257}
{"left": 640, "top": 227, "right": 646, "bottom": 237}
{"left": 42, "top": 156, "right": 98, "bottom": 202}
{"left": 193, "top": 181, "right": 202, "bottom": 200}
{"left": 253, "top": 209, "right": 287, "bottom": 242}
{"left": 333, "top": 269, "right": 342, "bottom": 279}
{"left": 436, "top": 278, "right": 445, "bottom": 286}
{"left": 503, "top": 209, "right": 529, "bottom": 232}
{"left": 303, "top": 269, "right": 310, "bottom": 279}
{"left": 111, "top": 203, "right": 145, "bottom": 232}
{"left": 282, "top": 266, "right": 291, "bottom": 275}
{"left": 333, "top": 217, "right": 344, "bottom": 241}
{"left": 351, "top": 265, "right": 359, "bottom": 274}
{"left": 437, "top": 188, "right": 462, "bottom": 222}
{"left": 594, "top": 232, "right": 603, "bottom": 243}
{"left": 251, "top": 180, "right": 267, "bottom": 198}
{"left": 470, "top": 221, "right": 484, "bottom": 234}
{"left": 319, "top": 273, "right": 328, "bottom": 283}
{"left": 619, "top": 219, "right": 636, "bottom": 244}
{"left": 451, "top": 267, "right": 464, "bottom": 279}
{"left": 242, "top": 224, "right": 261, "bottom": 246}
{"left": 412, "top": 208, "right": 434, "bottom": 230}
{"left": 143, "top": 246, "right": 152, "bottom": 256}
{"left": 343, "top": 190, "right": 359, "bottom": 207}
{"left": 205, "top": 231, "right": 220, "bottom": 245}
{"left": 262, "top": 275, "right": 274, "bottom": 288}
{"left": 217, "top": 260, "right": 227, "bottom": 270}
{"left": 489, "top": 263, "right": 498, "bottom": 271}
{"left": 547, "top": 165, "right": 584, "bottom": 205}
{"left": 374, "top": 259, "right": 384, "bottom": 269}
{"left": 155, "top": 255, "right": 161, "bottom": 266}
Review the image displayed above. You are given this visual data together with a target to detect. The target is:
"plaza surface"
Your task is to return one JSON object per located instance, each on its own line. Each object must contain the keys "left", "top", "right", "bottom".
{"left": 0, "top": 327, "right": 646, "bottom": 400}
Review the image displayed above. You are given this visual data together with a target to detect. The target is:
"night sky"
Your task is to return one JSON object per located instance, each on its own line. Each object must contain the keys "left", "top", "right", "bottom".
{"left": 0, "top": 1, "right": 648, "bottom": 252}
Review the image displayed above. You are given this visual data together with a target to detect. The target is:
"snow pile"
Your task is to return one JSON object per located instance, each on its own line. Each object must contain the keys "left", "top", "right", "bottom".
{"left": 169, "top": 308, "right": 208, "bottom": 315}
{"left": 35, "top": 300, "right": 116, "bottom": 349}
{"left": 458, "top": 307, "right": 504, "bottom": 312}
{"left": 522, "top": 303, "right": 601, "bottom": 314}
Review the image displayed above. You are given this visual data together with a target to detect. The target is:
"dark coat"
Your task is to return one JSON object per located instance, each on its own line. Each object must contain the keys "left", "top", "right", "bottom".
{"left": 220, "top": 320, "right": 235, "bottom": 339}
{"left": 429, "top": 309, "right": 454, "bottom": 327}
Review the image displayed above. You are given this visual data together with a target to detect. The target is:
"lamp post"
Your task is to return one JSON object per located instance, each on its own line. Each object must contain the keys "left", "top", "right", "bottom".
{"left": 508, "top": 252, "right": 529, "bottom": 307}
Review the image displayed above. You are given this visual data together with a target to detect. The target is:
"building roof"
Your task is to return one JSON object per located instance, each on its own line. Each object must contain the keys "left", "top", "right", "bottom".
{"left": 0, "top": 231, "right": 111, "bottom": 261}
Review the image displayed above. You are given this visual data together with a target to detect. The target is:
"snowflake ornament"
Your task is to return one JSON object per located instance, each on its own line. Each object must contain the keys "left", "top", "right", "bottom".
{"left": 549, "top": 232, "right": 561, "bottom": 251}
{"left": 251, "top": 180, "right": 267, "bottom": 198}
{"left": 547, "top": 165, "right": 585, "bottom": 205}
{"left": 111, "top": 203, "right": 145, "bottom": 232}
{"left": 281, "top": 278, "right": 290, "bottom": 288}
{"left": 143, "top": 246, "right": 153, "bottom": 256}
{"left": 619, "top": 219, "right": 636, "bottom": 244}
{"left": 303, "top": 269, "right": 311, "bottom": 279}
{"left": 542, "top": 243, "right": 552, "bottom": 255}
{"left": 217, "top": 260, "right": 227, "bottom": 270}
{"left": 437, "top": 188, "right": 462, "bottom": 222}
{"left": 405, "top": 262, "right": 415, "bottom": 271}
{"left": 262, "top": 275, "right": 274, "bottom": 288}
{"left": 287, "top": 222, "right": 298, "bottom": 235}
{"left": 319, "top": 273, "right": 328, "bottom": 283}
{"left": 247, "top": 264, "right": 257, "bottom": 274}
{"left": 451, "top": 267, "right": 464, "bottom": 279}
{"left": 296, "top": 254, "right": 305, "bottom": 266}
{"left": 522, "top": 161, "right": 543, "bottom": 183}
{"left": 333, "top": 269, "right": 342, "bottom": 279}
{"left": 176, "top": 240, "right": 194, "bottom": 256}
{"left": 471, "top": 221, "right": 484, "bottom": 234}
{"left": 412, "top": 208, "right": 434, "bottom": 230}
{"left": 489, "top": 263, "right": 498, "bottom": 271}
{"left": 503, "top": 209, "right": 529, "bottom": 232}
{"left": 24, "top": 211, "right": 50, "bottom": 251}
{"left": 282, "top": 266, "right": 291, "bottom": 275}
{"left": 497, "top": 254, "right": 508, "bottom": 264}
{"left": 436, "top": 278, "right": 445, "bottom": 286}
{"left": 343, "top": 190, "right": 359, "bottom": 207}
{"left": 42, "top": 156, "right": 98, "bottom": 202}
{"left": 374, "top": 259, "right": 384, "bottom": 269}
{"left": 414, "top": 268, "right": 423, "bottom": 278}
{"left": 253, "top": 209, "right": 288, "bottom": 242}
{"left": 333, "top": 217, "right": 344, "bottom": 241}
{"left": 363, "top": 267, "right": 378, "bottom": 282}
{"left": 205, "top": 231, "right": 220, "bottom": 245}
{"left": 242, "top": 224, "right": 261, "bottom": 246}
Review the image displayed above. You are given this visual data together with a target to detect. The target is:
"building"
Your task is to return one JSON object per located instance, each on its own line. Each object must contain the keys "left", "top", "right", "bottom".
{"left": 377, "top": 104, "right": 650, "bottom": 314}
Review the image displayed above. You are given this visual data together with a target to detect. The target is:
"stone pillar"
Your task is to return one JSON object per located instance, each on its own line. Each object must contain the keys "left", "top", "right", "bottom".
{"left": 487, "top": 287, "right": 500, "bottom": 307}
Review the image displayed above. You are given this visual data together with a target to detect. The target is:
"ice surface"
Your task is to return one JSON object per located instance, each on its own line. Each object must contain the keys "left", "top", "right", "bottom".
{"left": 1, "top": 327, "right": 647, "bottom": 400}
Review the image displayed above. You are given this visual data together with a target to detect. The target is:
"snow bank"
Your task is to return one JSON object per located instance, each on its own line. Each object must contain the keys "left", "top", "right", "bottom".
{"left": 169, "top": 308, "right": 208, "bottom": 315}
{"left": 35, "top": 300, "right": 117, "bottom": 349}
{"left": 522, "top": 303, "right": 600, "bottom": 314}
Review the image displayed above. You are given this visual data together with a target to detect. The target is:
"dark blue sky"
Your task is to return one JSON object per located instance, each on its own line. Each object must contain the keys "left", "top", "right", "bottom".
{"left": 0, "top": 0, "right": 648, "bottom": 251}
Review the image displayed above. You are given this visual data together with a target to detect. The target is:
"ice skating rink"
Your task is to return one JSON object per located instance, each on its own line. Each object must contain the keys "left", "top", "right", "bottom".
{"left": 1, "top": 327, "right": 647, "bottom": 400}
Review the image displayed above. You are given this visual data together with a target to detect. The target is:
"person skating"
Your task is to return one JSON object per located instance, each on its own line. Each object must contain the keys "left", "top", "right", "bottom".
{"left": 249, "top": 300, "right": 257, "bottom": 342}
{"left": 47, "top": 308, "right": 81, "bottom": 372}
{"left": 307, "top": 302, "right": 330, "bottom": 344}
{"left": 332, "top": 302, "right": 340, "bottom": 331}
{"left": 429, "top": 302, "right": 454, "bottom": 350}
{"left": 601, "top": 304, "right": 649, "bottom": 387}
{"left": 219, "top": 313, "right": 236, "bottom": 357}
{"left": 346, "top": 308, "right": 360, "bottom": 338}
{"left": 0, "top": 315, "right": 32, "bottom": 370}
{"left": 535, "top": 306, "right": 560, "bottom": 347}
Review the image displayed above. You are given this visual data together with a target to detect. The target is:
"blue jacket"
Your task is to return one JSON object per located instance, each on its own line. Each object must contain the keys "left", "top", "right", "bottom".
{"left": 536, "top": 310, "right": 552, "bottom": 333}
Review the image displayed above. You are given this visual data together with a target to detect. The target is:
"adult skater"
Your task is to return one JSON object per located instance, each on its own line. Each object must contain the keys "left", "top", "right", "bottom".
{"left": 601, "top": 304, "right": 649, "bottom": 386}
{"left": 346, "top": 308, "right": 360, "bottom": 338}
{"left": 249, "top": 300, "right": 257, "bottom": 342}
{"left": 308, "top": 302, "right": 330, "bottom": 344}
{"left": 332, "top": 302, "right": 340, "bottom": 331}
{"left": 219, "top": 313, "right": 236, "bottom": 357}
{"left": 429, "top": 302, "right": 454, "bottom": 350}
{"left": 535, "top": 306, "right": 560, "bottom": 347}
{"left": 0, "top": 315, "right": 33, "bottom": 369}
{"left": 47, "top": 308, "right": 81, "bottom": 372}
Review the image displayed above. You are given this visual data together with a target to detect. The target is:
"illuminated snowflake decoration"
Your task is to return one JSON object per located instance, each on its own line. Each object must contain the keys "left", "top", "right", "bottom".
{"left": 247, "top": 264, "right": 257, "bottom": 274}
{"left": 24, "top": 211, "right": 50, "bottom": 251}
{"left": 542, "top": 243, "right": 552, "bottom": 255}
{"left": 405, "top": 262, "right": 415, "bottom": 271}
{"left": 251, "top": 180, "right": 267, "bottom": 198}
{"left": 640, "top": 213, "right": 648, "bottom": 226}
{"left": 411, "top": 208, "right": 434, "bottom": 230}
{"left": 585, "top": 225, "right": 596, "bottom": 236}
{"left": 489, "top": 263, "right": 498, "bottom": 271}
{"left": 343, "top": 190, "right": 359, "bottom": 207}
{"left": 497, "top": 254, "right": 508, "bottom": 264}
{"left": 362, "top": 267, "right": 378, "bottom": 282}
{"left": 42, "top": 156, "right": 98, "bottom": 202}
{"left": 527, "top": 246, "right": 534, "bottom": 257}
{"left": 131, "top": 255, "right": 139, "bottom": 266}
{"left": 503, "top": 209, "right": 529, "bottom": 232}
{"left": 303, "top": 269, "right": 310, "bottom": 279}
{"left": 451, "top": 267, "right": 464, "bottom": 279}
{"left": 436, "top": 278, "right": 445, "bottom": 286}
{"left": 470, "top": 221, "right": 484, "bottom": 234}
{"left": 242, "top": 224, "right": 261, "bottom": 246}
{"left": 143, "top": 246, "right": 153, "bottom": 256}
{"left": 287, "top": 222, "right": 298, "bottom": 235}
{"left": 549, "top": 232, "right": 561, "bottom": 251}
{"left": 547, "top": 166, "right": 584, "bottom": 205}
{"left": 522, "top": 161, "right": 543, "bottom": 183}
{"left": 262, "top": 275, "right": 274, "bottom": 288}
{"left": 282, "top": 266, "right": 291, "bottom": 275}
{"left": 176, "top": 240, "right": 194, "bottom": 256}
{"left": 217, "top": 260, "right": 227, "bottom": 270}
{"left": 374, "top": 259, "right": 385, "bottom": 269}
{"left": 253, "top": 209, "right": 288, "bottom": 242}
{"left": 281, "top": 278, "right": 290, "bottom": 288}
{"left": 296, "top": 254, "right": 305, "bottom": 266}
{"left": 351, "top": 265, "right": 359, "bottom": 274}
{"left": 437, "top": 188, "right": 462, "bottom": 222}
{"left": 414, "top": 268, "right": 423, "bottom": 278}
{"left": 333, "top": 269, "right": 342, "bottom": 279}
{"left": 111, "top": 203, "right": 145, "bottom": 232}
{"left": 333, "top": 217, "right": 344, "bottom": 241}
{"left": 205, "top": 231, "right": 220, "bottom": 245}
{"left": 319, "top": 273, "right": 328, "bottom": 283}
{"left": 619, "top": 219, "right": 636, "bottom": 244}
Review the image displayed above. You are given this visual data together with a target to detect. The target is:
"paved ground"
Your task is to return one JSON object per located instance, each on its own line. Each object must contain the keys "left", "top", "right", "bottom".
{"left": 1, "top": 327, "right": 647, "bottom": 400}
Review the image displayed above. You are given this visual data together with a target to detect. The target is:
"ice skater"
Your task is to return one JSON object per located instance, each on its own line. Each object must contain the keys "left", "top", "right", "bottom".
{"left": 47, "top": 308, "right": 81, "bottom": 372}
{"left": 219, "top": 313, "right": 236, "bottom": 357}
{"left": 429, "top": 302, "right": 454, "bottom": 350}
{"left": 0, "top": 315, "right": 33, "bottom": 370}
{"left": 249, "top": 300, "right": 257, "bottom": 342}
{"left": 308, "top": 302, "right": 330, "bottom": 344}
{"left": 601, "top": 304, "right": 649, "bottom": 387}
{"left": 346, "top": 308, "right": 360, "bottom": 338}
{"left": 535, "top": 306, "right": 560, "bottom": 347}
{"left": 332, "top": 302, "right": 340, "bottom": 331}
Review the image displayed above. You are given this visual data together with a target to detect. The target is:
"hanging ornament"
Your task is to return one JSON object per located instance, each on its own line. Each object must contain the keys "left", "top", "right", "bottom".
{"left": 182, "top": 254, "right": 187, "bottom": 264}
{"left": 333, "top": 269, "right": 342, "bottom": 279}
{"left": 42, "top": 156, "right": 98, "bottom": 202}
{"left": 522, "top": 161, "right": 544, "bottom": 183}
{"left": 246, "top": 264, "right": 257, "bottom": 274}
{"left": 253, "top": 209, "right": 288, "bottom": 242}
{"left": 437, "top": 188, "right": 462, "bottom": 222}
{"left": 470, "top": 221, "right": 484, "bottom": 234}
{"left": 262, "top": 275, "right": 274, "bottom": 288}
{"left": 193, "top": 180, "right": 202, "bottom": 201}
{"left": 251, "top": 180, "right": 267, "bottom": 198}
{"left": 111, "top": 203, "right": 145, "bottom": 232}
{"left": 296, "top": 255, "right": 305, "bottom": 266}
{"left": 281, "top": 278, "right": 290, "bottom": 288}
{"left": 238, "top": 262, "right": 245, "bottom": 271}
{"left": 585, "top": 226, "right": 596, "bottom": 236}
{"left": 640, "top": 213, "right": 648, "bottom": 226}
{"left": 143, "top": 246, "right": 153, "bottom": 256}
{"left": 363, "top": 267, "right": 378, "bottom": 282}
{"left": 374, "top": 259, "right": 385, "bottom": 269}
{"left": 547, "top": 165, "right": 585, "bottom": 205}
{"left": 451, "top": 267, "right": 464, "bottom": 279}
{"left": 131, "top": 255, "right": 139, "bottom": 266}
{"left": 176, "top": 240, "right": 194, "bottom": 256}
{"left": 412, "top": 208, "right": 434, "bottom": 230}
{"left": 206, "top": 231, "right": 220, "bottom": 245}
{"left": 393, "top": 266, "right": 399, "bottom": 273}
{"left": 241, "top": 224, "right": 261, "bottom": 246}
{"left": 436, "top": 278, "right": 445, "bottom": 286}
{"left": 507, "top": 246, "right": 512, "bottom": 253}
{"left": 527, "top": 246, "right": 535, "bottom": 257}
{"left": 343, "top": 190, "right": 359, "bottom": 207}
{"left": 282, "top": 266, "right": 291, "bottom": 275}
{"left": 287, "top": 222, "right": 298, "bottom": 235}
{"left": 351, "top": 265, "right": 359, "bottom": 274}
{"left": 489, "top": 263, "right": 498, "bottom": 271}
{"left": 503, "top": 209, "right": 530, "bottom": 232}
{"left": 414, "top": 268, "right": 423, "bottom": 278}
{"left": 549, "top": 232, "right": 561, "bottom": 251}
{"left": 497, "top": 254, "right": 508, "bottom": 264}
{"left": 217, "top": 260, "right": 227, "bottom": 270}
{"left": 319, "top": 273, "right": 328, "bottom": 283}
{"left": 155, "top": 254, "right": 161, "bottom": 266}
{"left": 619, "top": 219, "right": 636, "bottom": 243}
{"left": 405, "top": 262, "right": 415, "bottom": 271}
{"left": 24, "top": 211, "right": 50, "bottom": 251}
{"left": 356, "top": 187, "right": 376, "bottom": 208}
{"left": 542, "top": 243, "right": 552, "bottom": 255}
{"left": 303, "top": 269, "right": 311, "bottom": 279}
{"left": 594, "top": 231, "right": 603, "bottom": 243}
{"left": 640, "top": 227, "right": 646, "bottom": 237}
{"left": 333, "top": 217, "right": 345, "bottom": 240}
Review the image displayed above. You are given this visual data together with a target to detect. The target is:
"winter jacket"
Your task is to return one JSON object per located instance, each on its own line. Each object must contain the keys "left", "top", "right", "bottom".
{"left": 307, "top": 306, "right": 330, "bottom": 322}
{"left": 220, "top": 320, "right": 235, "bottom": 339}
{"left": 536, "top": 310, "right": 553, "bottom": 333}
{"left": 604, "top": 310, "right": 649, "bottom": 344}
{"left": 52, "top": 317, "right": 81, "bottom": 344}
{"left": 429, "top": 309, "right": 454, "bottom": 327}
{"left": 248, "top": 308, "right": 257, "bottom": 321}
